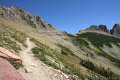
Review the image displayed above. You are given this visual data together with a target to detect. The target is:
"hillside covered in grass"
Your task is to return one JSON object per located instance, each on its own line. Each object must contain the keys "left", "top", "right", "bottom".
{"left": 76, "top": 32, "right": 120, "bottom": 48}
{"left": 0, "top": 24, "right": 27, "bottom": 52}
{"left": 73, "top": 32, "right": 120, "bottom": 79}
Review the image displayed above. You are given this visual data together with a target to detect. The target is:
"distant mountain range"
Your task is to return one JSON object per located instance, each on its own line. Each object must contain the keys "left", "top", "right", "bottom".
{"left": 85, "top": 24, "right": 120, "bottom": 38}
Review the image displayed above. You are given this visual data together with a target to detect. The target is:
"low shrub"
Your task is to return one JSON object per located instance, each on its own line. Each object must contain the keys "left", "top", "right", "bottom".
{"left": 9, "top": 59, "right": 23, "bottom": 69}
{"left": 80, "top": 59, "right": 120, "bottom": 80}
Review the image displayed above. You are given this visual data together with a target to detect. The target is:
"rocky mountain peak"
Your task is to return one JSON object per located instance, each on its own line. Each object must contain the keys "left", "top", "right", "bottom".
{"left": 110, "top": 24, "right": 120, "bottom": 37}
{"left": 0, "top": 7, "right": 55, "bottom": 31}
{"left": 86, "top": 24, "right": 109, "bottom": 32}
{"left": 98, "top": 25, "right": 109, "bottom": 32}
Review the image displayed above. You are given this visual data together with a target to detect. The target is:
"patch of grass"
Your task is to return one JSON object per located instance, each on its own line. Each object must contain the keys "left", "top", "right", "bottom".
{"left": 0, "top": 30, "right": 21, "bottom": 52}
{"left": 57, "top": 44, "right": 75, "bottom": 56}
{"left": 0, "top": 37, "right": 21, "bottom": 52}
{"left": 32, "top": 47, "right": 59, "bottom": 69}
{"left": 75, "top": 37, "right": 89, "bottom": 47}
{"left": 32, "top": 47, "right": 46, "bottom": 61}
{"left": 80, "top": 59, "right": 120, "bottom": 80}
{"left": 55, "top": 44, "right": 86, "bottom": 79}
{"left": 31, "top": 43, "right": 85, "bottom": 80}
{"left": 11, "top": 31, "right": 27, "bottom": 46}
{"left": 0, "top": 25, "right": 28, "bottom": 69}
{"left": 30, "top": 38, "right": 49, "bottom": 49}
{"left": 0, "top": 25, "right": 27, "bottom": 52}
{"left": 96, "top": 49, "right": 120, "bottom": 67}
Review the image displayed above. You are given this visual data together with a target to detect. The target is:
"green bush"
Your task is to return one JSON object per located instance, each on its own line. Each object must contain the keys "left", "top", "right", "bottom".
{"left": 32, "top": 47, "right": 60, "bottom": 69}
{"left": 9, "top": 59, "right": 23, "bottom": 69}
{"left": 32, "top": 47, "right": 46, "bottom": 61}
{"left": 32, "top": 47, "right": 42, "bottom": 54}
{"left": 80, "top": 60, "right": 95, "bottom": 71}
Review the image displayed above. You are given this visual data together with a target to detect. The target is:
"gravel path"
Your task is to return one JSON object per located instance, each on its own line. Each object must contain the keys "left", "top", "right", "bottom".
{"left": 19, "top": 38, "right": 70, "bottom": 80}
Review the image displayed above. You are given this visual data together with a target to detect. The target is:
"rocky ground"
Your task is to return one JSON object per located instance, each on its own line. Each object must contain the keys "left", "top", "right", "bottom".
{"left": 19, "top": 38, "right": 70, "bottom": 80}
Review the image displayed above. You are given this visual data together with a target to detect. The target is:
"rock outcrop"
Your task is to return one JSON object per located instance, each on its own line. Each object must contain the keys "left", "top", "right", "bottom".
{"left": 0, "top": 7, "right": 55, "bottom": 32}
{"left": 0, "top": 47, "right": 22, "bottom": 64}
{"left": 0, "top": 47, "right": 20, "bottom": 59}
{"left": 0, "top": 57, "right": 24, "bottom": 80}
{"left": 86, "top": 25, "right": 109, "bottom": 32}
{"left": 110, "top": 24, "right": 120, "bottom": 37}
{"left": 98, "top": 25, "right": 109, "bottom": 32}
{"left": 0, "top": 47, "right": 24, "bottom": 80}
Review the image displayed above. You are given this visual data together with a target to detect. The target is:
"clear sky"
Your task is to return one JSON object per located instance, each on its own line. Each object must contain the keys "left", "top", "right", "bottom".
{"left": 0, "top": 0, "right": 120, "bottom": 33}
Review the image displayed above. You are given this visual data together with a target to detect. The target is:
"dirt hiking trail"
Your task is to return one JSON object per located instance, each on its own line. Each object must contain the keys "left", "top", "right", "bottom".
{"left": 19, "top": 38, "right": 70, "bottom": 80}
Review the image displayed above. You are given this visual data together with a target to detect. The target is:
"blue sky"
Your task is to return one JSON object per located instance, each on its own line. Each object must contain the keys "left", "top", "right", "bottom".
{"left": 0, "top": 0, "right": 120, "bottom": 33}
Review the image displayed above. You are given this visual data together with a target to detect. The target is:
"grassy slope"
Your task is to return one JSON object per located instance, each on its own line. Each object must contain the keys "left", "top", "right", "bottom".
{"left": 76, "top": 32, "right": 120, "bottom": 67}
{"left": 77, "top": 32, "right": 120, "bottom": 48}
{"left": 0, "top": 23, "right": 27, "bottom": 69}
{"left": 1, "top": 17, "right": 120, "bottom": 80}
{"left": 32, "top": 38, "right": 120, "bottom": 80}
{"left": 0, "top": 24, "right": 27, "bottom": 52}
{"left": 75, "top": 32, "right": 120, "bottom": 79}
{"left": 0, "top": 19, "right": 83, "bottom": 79}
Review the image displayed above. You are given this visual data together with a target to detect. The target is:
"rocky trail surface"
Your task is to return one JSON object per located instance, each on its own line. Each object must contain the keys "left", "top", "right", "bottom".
{"left": 19, "top": 38, "right": 70, "bottom": 80}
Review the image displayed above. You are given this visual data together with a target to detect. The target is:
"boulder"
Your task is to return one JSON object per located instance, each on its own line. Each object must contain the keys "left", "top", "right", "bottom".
{"left": 0, "top": 47, "right": 22, "bottom": 64}
{"left": 0, "top": 57, "right": 25, "bottom": 80}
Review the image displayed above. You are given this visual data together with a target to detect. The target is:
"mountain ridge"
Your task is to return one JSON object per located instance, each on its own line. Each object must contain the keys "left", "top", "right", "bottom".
{"left": 0, "top": 7, "right": 57, "bottom": 32}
